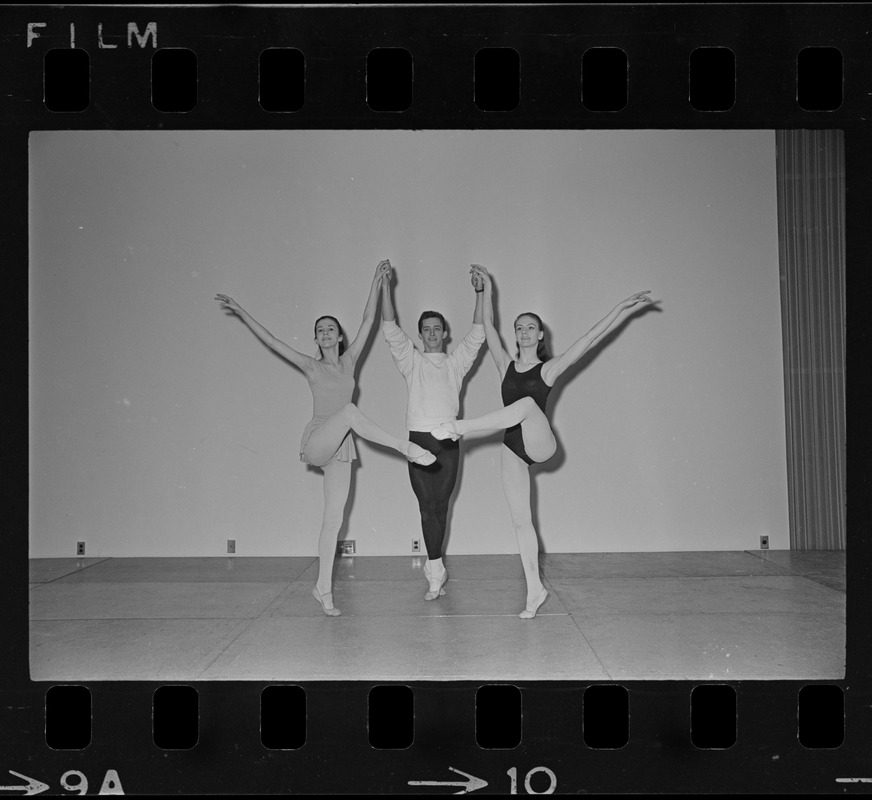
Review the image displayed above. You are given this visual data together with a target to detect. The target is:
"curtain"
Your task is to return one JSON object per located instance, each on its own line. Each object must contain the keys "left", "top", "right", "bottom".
{"left": 775, "top": 129, "right": 846, "bottom": 550}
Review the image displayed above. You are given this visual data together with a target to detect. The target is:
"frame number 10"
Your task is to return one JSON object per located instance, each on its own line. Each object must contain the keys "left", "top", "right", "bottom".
{"left": 507, "top": 766, "right": 557, "bottom": 794}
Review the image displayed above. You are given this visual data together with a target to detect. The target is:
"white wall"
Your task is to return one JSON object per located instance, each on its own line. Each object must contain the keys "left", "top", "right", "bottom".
{"left": 29, "top": 130, "right": 789, "bottom": 557}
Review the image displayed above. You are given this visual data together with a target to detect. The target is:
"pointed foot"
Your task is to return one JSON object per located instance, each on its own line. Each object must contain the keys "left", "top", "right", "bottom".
{"left": 423, "top": 562, "right": 448, "bottom": 600}
{"left": 519, "top": 587, "right": 548, "bottom": 619}
{"left": 312, "top": 586, "right": 341, "bottom": 616}
{"left": 406, "top": 442, "right": 437, "bottom": 465}
{"left": 431, "top": 422, "right": 461, "bottom": 441}
{"left": 424, "top": 586, "right": 447, "bottom": 601}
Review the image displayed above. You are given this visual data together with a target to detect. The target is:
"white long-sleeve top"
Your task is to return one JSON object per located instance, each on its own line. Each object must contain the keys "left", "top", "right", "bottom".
{"left": 383, "top": 320, "right": 486, "bottom": 433}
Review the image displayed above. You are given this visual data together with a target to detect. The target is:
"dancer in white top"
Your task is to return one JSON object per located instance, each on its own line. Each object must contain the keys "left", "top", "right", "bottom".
{"left": 381, "top": 265, "right": 486, "bottom": 600}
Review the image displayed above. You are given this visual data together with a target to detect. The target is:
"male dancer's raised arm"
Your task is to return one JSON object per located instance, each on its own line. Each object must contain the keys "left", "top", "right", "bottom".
{"left": 472, "top": 273, "right": 484, "bottom": 325}
{"left": 448, "top": 267, "right": 486, "bottom": 377}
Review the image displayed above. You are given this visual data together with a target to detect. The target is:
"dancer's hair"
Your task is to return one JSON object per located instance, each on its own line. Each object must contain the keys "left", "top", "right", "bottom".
{"left": 514, "top": 312, "right": 550, "bottom": 362}
{"left": 417, "top": 310, "right": 447, "bottom": 334}
{"left": 314, "top": 315, "right": 346, "bottom": 358}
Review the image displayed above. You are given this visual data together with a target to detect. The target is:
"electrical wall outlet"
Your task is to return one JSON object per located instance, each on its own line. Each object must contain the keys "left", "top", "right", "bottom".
{"left": 76, "top": 541, "right": 85, "bottom": 556}
{"left": 227, "top": 539, "right": 236, "bottom": 554}
{"left": 337, "top": 540, "right": 356, "bottom": 557}
{"left": 412, "top": 539, "right": 421, "bottom": 554}
{"left": 760, "top": 535, "right": 769, "bottom": 550}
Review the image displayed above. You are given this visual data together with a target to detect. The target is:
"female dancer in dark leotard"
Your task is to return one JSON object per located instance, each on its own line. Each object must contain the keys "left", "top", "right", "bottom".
{"left": 501, "top": 356, "right": 552, "bottom": 465}
{"left": 433, "top": 264, "right": 653, "bottom": 618}
{"left": 216, "top": 261, "right": 434, "bottom": 616}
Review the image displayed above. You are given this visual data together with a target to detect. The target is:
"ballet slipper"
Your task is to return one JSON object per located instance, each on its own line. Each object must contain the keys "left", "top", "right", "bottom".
{"left": 403, "top": 442, "right": 437, "bottom": 466}
{"left": 519, "top": 587, "right": 548, "bottom": 619}
{"left": 423, "top": 561, "right": 448, "bottom": 601}
{"left": 430, "top": 422, "right": 461, "bottom": 441}
{"left": 312, "top": 586, "right": 341, "bottom": 616}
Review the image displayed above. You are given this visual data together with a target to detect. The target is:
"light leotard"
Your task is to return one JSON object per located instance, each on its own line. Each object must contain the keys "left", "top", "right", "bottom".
{"left": 299, "top": 351, "right": 357, "bottom": 464}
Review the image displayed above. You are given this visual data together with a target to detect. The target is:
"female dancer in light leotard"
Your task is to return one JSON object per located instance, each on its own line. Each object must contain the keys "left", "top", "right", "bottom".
{"left": 433, "top": 264, "right": 653, "bottom": 618}
{"left": 216, "top": 261, "right": 435, "bottom": 616}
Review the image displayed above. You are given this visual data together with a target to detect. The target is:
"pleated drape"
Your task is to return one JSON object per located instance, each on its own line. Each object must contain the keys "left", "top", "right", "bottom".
{"left": 775, "top": 130, "right": 846, "bottom": 550}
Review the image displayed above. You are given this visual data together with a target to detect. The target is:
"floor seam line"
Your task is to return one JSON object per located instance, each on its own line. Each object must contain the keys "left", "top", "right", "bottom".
{"left": 194, "top": 619, "right": 261, "bottom": 679}
{"left": 544, "top": 578, "right": 613, "bottom": 680}
{"left": 35, "top": 557, "right": 114, "bottom": 585}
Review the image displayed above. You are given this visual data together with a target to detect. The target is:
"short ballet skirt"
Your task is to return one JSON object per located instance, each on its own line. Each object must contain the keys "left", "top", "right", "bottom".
{"left": 299, "top": 416, "right": 357, "bottom": 464}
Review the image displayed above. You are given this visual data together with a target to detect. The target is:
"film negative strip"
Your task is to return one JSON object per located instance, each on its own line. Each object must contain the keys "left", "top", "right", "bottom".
{"left": 4, "top": 2, "right": 870, "bottom": 795}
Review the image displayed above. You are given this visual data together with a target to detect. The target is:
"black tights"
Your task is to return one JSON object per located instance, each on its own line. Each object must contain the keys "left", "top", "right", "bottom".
{"left": 407, "top": 431, "right": 460, "bottom": 560}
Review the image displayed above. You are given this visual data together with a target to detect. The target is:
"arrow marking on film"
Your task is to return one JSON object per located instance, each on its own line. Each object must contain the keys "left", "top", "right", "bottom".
{"left": 0, "top": 772, "right": 49, "bottom": 796}
{"left": 408, "top": 766, "right": 488, "bottom": 794}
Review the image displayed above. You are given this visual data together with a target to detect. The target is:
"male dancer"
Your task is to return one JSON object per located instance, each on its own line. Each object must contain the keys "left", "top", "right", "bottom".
{"left": 382, "top": 266, "right": 485, "bottom": 600}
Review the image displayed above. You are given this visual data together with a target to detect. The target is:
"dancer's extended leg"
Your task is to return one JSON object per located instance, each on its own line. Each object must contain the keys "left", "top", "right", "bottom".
{"left": 304, "top": 403, "right": 435, "bottom": 467}
{"left": 435, "top": 398, "right": 557, "bottom": 463}
{"left": 313, "top": 459, "right": 351, "bottom": 616}
{"left": 501, "top": 445, "right": 548, "bottom": 619}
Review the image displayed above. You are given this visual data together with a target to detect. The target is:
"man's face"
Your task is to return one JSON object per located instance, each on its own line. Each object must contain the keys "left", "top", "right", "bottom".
{"left": 419, "top": 317, "right": 447, "bottom": 353}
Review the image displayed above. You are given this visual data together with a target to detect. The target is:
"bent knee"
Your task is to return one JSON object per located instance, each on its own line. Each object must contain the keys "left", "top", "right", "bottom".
{"left": 517, "top": 396, "right": 537, "bottom": 413}
{"left": 303, "top": 447, "right": 329, "bottom": 469}
{"left": 530, "top": 437, "right": 557, "bottom": 463}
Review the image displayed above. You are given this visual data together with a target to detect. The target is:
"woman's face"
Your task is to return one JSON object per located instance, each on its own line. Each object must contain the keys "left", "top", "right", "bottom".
{"left": 315, "top": 318, "right": 341, "bottom": 350}
{"left": 514, "top": 315, "right": 543, "bottom": 348}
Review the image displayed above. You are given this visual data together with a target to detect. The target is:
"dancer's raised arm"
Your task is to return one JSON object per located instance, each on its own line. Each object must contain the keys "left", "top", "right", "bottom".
{"left": 345, "top": 260, "right": 391, "bottom": 363}
{"left": 541, "top": 291, "right": 653, "bottom": 386}
{"left": 215, "top": 294, "right": 316, "bottom": 374}
{"left": 381, "top": 261, "right": 397, "bottom": 323}
{"left": 472, "top": 270, "right": 484, "bottom": 326}
{"left": 470, "top": 264, "right": 512, "bottom": 378}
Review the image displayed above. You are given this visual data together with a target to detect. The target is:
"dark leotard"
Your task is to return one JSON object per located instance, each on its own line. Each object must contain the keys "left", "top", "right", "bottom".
{"left": 500, "top": 361, "right": 553, "bottom": 465}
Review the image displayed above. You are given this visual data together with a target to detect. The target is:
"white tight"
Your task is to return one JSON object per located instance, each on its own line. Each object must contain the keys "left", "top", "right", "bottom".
{"left": 303, "top": 402, "right": 410, "bottom": 467}
{"left": 458, "top": 397, "right": 557, "bottom": 463}
{"left": 303, "top": 403, "right": 427, "bottom": 596}
{"left": 315, "top": 459, "right": 351, "bottom": 594}
{"left": 501, "top": 444, "right": 546, "bottom": 604}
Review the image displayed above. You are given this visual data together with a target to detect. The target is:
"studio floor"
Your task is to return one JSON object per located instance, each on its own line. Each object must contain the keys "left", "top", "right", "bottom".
{"left": 28, "top": 550, "right": 845, "bottom": 682}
